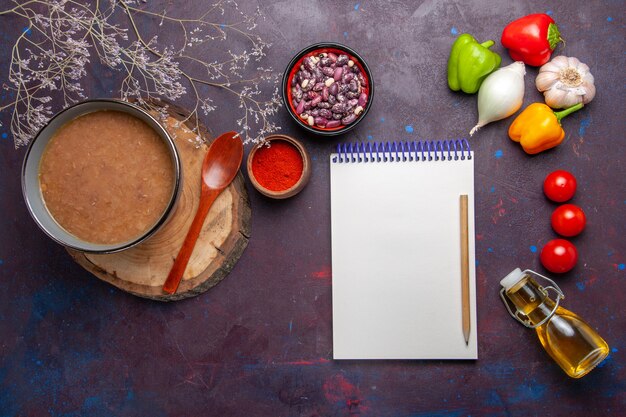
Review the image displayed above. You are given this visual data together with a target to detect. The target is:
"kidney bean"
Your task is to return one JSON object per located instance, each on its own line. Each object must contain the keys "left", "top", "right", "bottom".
{"left": 356, "top": 93, "right": 366, "bottom": 107}
{"left": 326, "top": 120, "right": 341, "bottom": 128}
{"left": 294, "top": 85, "right": 303, "bottom": 100}
{"left": 332, "top": 113, "right": 343, "bottom": 120}
{"left": 320, "top": 57, "right": 332, "bottom": 67}
{"left": 336, "top": 93, "right": 346, "bottom": 103}
{"left": 339, "top": 83, "right": 350, "bottom": 94}
{"left": 327, "top": 95, "right": 337, "bottom": 105}
{"left": 304, "top": 57, "right": 316, "bottom": 71}
{"left": 303, "top": 100, "right": 312, "bottom": 110}
{"left": 322, "top": 86, "right": 329, "bottom": 101}
{"left": 317, "top": 102, "right": 331, "bottom": 109}
{"left": 348, "top": 98, "right": 359, "bottom": 108}
{"left": 346, "top": 91, "right": 358, "bottom": 99}
{"left": 302, "top": 80, "right": 313, "bottom": 92}
{"left": 358, "top": 73, "right": 367, "bottom": 86}
{"left": 296, "top": 100, "right": 305, "bottom": 114}
{"left": 328, "top": 52, "right": 338, "bottom": 63}
{"left": 329, "top": 82, "right": 339, "bottom": 96}
{"left": 307, "top": 91, "right": 318, "bottom": 99}
{"left": 342, "top": 72, "right": 354, "bottom": 84}
{"left": 322, "top": 67, "right": 334, "bottom": 77}
{"left": 332, "top": 103, "right": 346, "bottom": 113}
{"left": 341, "top": 113, "right": 357, "bottom": 125}
{"left": 310, "top": 109, "right": 320, "bottom": 117}
{"left": 311, "top": 95, "right": 322, "bottom": 107}
{"left": 313, "top": 82, "right": 324, "bottom": 92}
{"left": 349, "top": 79, "right": 358, "bottom": 92}
{"left": 337, "top": 54, "right": 349, "bottom": 66}
{"left": 333, "top": 67, "right": 343, "bottom": 81}
{"left": 319, "top": 109, "right": 332, "bottom": 118}
{"left": 291, "top": 76, "right": 297, "bottom": 87}
{"left": 314, "top": 117, "right": 328, "bottom": 127}
{"left": 313, "top": 68, "right": 323, "bottom": 81}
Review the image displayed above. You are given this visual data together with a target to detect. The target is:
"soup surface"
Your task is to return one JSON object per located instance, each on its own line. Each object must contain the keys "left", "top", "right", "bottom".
{"left": 39, "top": 110, "right": 175, "bottom": 245}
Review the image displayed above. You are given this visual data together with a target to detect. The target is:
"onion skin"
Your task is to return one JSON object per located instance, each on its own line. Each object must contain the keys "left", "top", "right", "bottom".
{"left": 536, "top": 56, "right": 596, "bottom": 109}
{"left": 470, "top": 61, "right": 526, "bottom": 136}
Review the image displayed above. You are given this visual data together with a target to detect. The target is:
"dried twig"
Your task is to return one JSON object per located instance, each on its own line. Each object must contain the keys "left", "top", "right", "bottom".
{"left": 0, "top": 0, "right": 281, "bottom": 147}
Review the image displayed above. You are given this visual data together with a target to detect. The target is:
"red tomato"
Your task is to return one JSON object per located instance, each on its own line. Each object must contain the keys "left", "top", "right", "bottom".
{"left": 551, "top": 204, "right": 586, "bottom": 237}
{"left": 540, "top": 239, "right": 578, "bottom": 273}
{"left": 543, "top": 170, "right": 577, "bottom": 202}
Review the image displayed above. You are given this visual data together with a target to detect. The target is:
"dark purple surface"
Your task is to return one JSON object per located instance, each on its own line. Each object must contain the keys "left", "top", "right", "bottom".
{"left": 1, "top": 1, "right": 625, "bottom": 416}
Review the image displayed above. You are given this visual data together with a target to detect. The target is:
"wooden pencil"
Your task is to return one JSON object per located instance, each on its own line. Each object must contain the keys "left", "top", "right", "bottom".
{"left": 460, "top": 194, "right": 470, "bottom": 345}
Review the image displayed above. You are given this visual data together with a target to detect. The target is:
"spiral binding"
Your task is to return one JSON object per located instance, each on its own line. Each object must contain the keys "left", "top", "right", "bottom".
{"left": 332, "top": 139, "right": 471, "bottom": 163}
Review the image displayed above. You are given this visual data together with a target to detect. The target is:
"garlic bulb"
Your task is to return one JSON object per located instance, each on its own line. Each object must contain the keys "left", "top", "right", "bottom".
{"left": 536, "top": 56, "right": 596, "bottom": 109}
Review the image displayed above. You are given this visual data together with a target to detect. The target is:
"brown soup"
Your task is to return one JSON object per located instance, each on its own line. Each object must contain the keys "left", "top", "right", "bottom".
{"left": 39, "top": 110, "right": 175, "bottom": 245}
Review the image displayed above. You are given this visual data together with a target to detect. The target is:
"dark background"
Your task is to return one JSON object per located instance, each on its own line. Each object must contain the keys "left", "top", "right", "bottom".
{"left": 1, "top": 1, "right": 624, "bottom": 416}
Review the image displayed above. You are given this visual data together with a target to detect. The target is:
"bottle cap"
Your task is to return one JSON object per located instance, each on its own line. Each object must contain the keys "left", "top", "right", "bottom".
{"left": 500, "top": 268, "right": 523, "bottom": 290}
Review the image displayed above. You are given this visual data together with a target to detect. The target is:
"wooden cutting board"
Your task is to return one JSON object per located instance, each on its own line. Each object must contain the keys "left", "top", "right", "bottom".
{"left": 68, "top": 102, "right": 251, "bottom": 301}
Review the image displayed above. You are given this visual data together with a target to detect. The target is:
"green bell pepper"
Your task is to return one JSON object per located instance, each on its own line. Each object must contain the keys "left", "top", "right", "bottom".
{"left": 447, "top": 34, "right": 502, "bottom": 94}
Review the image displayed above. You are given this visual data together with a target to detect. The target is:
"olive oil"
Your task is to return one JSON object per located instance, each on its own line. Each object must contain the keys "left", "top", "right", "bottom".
{"left": 500, "top": 269, "right": 609, "bottom": 378}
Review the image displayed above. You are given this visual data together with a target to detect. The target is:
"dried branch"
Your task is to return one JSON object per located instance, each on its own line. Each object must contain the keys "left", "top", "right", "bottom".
{"left": 0, "top": 0, "right": 281, "bottom": 147}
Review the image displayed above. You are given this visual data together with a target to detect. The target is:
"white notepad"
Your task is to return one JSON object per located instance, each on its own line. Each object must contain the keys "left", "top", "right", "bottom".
{"left": 330, "top": 140, "right": 477, "bottom": 360}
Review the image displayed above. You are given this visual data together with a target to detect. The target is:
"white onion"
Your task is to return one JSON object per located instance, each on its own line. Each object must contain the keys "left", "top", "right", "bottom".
{"left": 470, "top": 62, "right": 526, "bottom": 136}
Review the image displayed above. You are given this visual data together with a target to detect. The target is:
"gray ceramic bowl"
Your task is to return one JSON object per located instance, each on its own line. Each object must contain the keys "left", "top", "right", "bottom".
{"left": 22, "top": 99, "right": 181, "bottom": 253}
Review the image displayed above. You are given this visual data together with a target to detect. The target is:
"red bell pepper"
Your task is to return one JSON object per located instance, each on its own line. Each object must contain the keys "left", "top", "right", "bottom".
{"left": 501, "top": 13, "right": 562, "bottom": 67}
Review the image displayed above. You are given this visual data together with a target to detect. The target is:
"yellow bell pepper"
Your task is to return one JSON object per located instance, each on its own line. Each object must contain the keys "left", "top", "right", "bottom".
{"left": 509, "top": 102, "right": 583, "bottom": 154}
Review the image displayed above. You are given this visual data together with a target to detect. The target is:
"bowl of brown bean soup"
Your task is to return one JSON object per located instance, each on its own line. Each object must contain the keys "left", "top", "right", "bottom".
{"left": 283, "top": 43, "right": 374, "bottom": 136}
{"left": 22, "top": 99, "right": 181, "bottom": 253}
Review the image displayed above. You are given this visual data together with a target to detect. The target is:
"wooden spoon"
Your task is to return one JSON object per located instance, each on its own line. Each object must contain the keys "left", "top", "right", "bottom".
{"left": 162, "top": 131, "right": 243, "bottom": 294}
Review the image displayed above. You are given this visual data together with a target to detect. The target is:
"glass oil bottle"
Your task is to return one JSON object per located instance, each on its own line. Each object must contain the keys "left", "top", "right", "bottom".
{"left": 500, "top": 268, "right": 609, "bottom": 378}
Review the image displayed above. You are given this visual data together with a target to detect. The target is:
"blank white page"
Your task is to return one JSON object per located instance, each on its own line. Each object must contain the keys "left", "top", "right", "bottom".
{"left": 330, "top": 148, "right": 477, "bottom": 359}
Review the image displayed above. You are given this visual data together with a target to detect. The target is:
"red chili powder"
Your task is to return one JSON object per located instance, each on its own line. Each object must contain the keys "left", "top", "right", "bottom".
{"left": 251, "top": 140, "right": 303, "bottom": 191}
